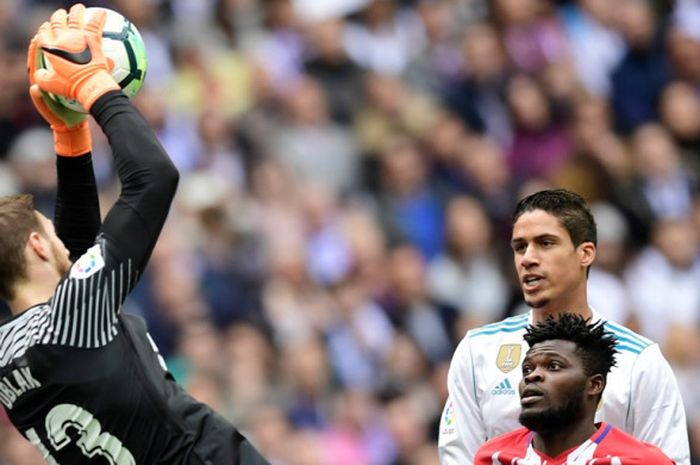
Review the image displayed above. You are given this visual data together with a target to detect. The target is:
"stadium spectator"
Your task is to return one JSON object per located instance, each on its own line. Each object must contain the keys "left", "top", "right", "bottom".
{"left": 427, "top": 195, "right": 509, "bottom": 331}
{"left": 609, "top": 0, "right": 672, "bottom": 133}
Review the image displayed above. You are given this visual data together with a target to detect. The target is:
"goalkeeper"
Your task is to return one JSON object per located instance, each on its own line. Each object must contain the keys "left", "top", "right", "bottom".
{"left": 0, "top": 4, "right": 269, "bottom": 464}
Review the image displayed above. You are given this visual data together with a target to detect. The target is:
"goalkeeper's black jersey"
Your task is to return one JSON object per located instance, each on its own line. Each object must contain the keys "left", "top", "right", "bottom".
{"left": 0, "top": 237, "right": 256, "bottom": 465}
{"left": 0, "top": 92, "right": 268, "bottom": 465}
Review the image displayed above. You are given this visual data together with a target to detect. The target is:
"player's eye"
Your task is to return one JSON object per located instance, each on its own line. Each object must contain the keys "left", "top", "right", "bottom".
{"left": 522, "top": 365, "right": 533, "bottom": 375}
{"left": 548, "top": 361, "right": 561, "bottom": 370}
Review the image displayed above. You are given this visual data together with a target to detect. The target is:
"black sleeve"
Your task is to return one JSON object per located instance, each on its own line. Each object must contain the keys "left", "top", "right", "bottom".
{"left": 89, "top": 90, "right": 179, "bottom": 272}
{"left": 45, "top": 91, "right": 179, "bottom": 349}
{"left": 54, "top": 154, "right": 101, "bottom": 262}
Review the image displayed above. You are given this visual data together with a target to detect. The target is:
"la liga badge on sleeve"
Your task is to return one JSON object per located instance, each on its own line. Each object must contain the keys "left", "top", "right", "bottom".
{"left": 70, "top": 244, "right": 106, "bottom": 279}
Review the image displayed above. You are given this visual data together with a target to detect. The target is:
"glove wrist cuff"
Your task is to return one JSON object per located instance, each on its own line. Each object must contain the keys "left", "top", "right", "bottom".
{"left": 53, "top": 121, "right": 91, "bottom": 157}
{"left": 75, "top": 69, "right": 120, "bottom": 112}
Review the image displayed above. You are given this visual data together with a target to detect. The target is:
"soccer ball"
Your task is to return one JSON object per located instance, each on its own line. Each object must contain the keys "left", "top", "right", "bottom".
{"left": 40, "top": 7, "right": 148, "bottom": 113}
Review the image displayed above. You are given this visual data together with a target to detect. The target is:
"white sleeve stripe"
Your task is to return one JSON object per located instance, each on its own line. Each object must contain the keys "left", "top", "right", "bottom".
{"left": 75, "top": 279, "right": 82, "bottom": 345}
{"left": 81, "top": 277, "right": 89, "bottom": 345}
{"left": 0, "top": 307, "right": 53, "bottom": 365}
{"left": 95, "top": 272, "right": 103, "bottom": 347}
{"left": 59, "top": 284, "right": 74, "bottom": 346}
{"left": 0, "top": 309, "right": 49, "bottom": 361}
{"left": 107, "top": 276, "right": 114, "bottom": 336}
{"left": 36, "top": 314, "right": 48, "bottom": 342}
{"left": 77, "top": 279, "right": 86, "bottom": 347}
{"left": 0, "top": 320, "right": 11, "bottom": 347}
{"left": 110, "top": 268, "right": 116, "bottom": 315}
{"left": 57, "top": 280, "right": 69, "bottom": 338}
{"left": 85, "top": 274, "right": 94, "bottom": 347}
{"left": 63, "top": 280, "right": 73, "bottom": 341}
{"left": 100, "top": 282, "right": 109, "bottom": 346}
{"left": 68, "top": 280, "right": 81, "bottom": 347}
{"left": 65, "top": 281, "right": 75, "bottom": 346}
{"left": 25, "top": 313, "right": 41, "bottom": 346}
{"left": 41, "top": 310, "right": 54, "bottom": 344}
{"left": 95, "top": 269, "right": 105, "bottom": 345}
{"left": 90, "top": 272, "right": 100, "bottom": 347}
{"left": 29, "top": 313, "right": 46, "bottom": 346}
{"left": 51, "top": 280, "right": 68, "bottom": 343}
{"left": 0, "top": 257, "right": 139, "bottom": 362}
{"left": 118, "top": 263, "right": 127, "bottom": 310}
{"left": 7, "top": 326, "right": 29, "bottom": 358}
{"left": 39, "top": 258, "right": 136, "bottom": 350}
{"left": 119, "top": 265, "right": 124, "bottom": 308}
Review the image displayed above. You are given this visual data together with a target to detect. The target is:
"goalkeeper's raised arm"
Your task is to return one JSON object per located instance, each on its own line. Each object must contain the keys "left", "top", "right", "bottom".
{"left": 0, "top": 4, "right": 269, "bottom": 464}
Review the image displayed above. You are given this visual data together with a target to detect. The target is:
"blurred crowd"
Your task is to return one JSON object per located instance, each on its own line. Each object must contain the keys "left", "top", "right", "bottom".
{"left": 1, "top": 0, "right": 700, "bottom": 463}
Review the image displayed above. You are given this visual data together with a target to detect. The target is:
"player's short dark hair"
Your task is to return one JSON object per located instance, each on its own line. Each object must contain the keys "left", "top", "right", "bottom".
{"left": 0, "top": 194, "right": 43, "bottom": 300}
{"left": 523, "top": 313, "right": 618, "bottom": 378}
{"left": 513, "top": 189, "right": 597, "bottom": 247}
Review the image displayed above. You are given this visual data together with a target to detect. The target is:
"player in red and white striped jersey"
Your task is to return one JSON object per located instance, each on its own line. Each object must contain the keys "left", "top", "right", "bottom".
{"left": 474, "top": 314, "right": 673, "bottom": 465}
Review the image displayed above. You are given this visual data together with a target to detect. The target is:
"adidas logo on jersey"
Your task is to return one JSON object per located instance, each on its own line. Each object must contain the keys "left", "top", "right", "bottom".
{"left": 491, "top": 378, "right": 516, "bottom": 395}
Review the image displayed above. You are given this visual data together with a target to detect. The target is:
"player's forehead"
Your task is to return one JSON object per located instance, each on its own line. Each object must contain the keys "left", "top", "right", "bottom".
{"left": 512, "top": 209, "right": 569, "bottom": 241}
{"left": 523, "top": 339, "right": 578, "bottom": 364}
{"left": 34, "top": 210, "right": 49, "bottom": 226}
{"left": 34, "top": 210, "right": 55, "bottom": 232}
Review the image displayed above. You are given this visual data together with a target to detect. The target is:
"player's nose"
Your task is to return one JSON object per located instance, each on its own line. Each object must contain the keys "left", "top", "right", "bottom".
{"left": 520, "top": 244, "right": 540, "bottom": 268}
{"left": 523, "top": 368, "right": 544, "bottom": 384}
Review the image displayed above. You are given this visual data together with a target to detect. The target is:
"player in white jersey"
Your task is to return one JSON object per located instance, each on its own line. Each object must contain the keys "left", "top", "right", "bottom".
{"left": 438, "top": 189, "right": 689, "bottom": 465}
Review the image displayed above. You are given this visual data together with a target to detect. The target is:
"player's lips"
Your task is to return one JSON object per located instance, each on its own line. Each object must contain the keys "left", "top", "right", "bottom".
{"left": 520, "top": 386, "right": 545, "bottom": 406}
{"left": 521, "top": 273, "right": 545, "bottom": 292}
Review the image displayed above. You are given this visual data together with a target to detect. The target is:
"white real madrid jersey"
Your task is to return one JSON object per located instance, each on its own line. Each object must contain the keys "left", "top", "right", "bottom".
{"left": 438, "top": 310, "right": 689, "bottom": 465}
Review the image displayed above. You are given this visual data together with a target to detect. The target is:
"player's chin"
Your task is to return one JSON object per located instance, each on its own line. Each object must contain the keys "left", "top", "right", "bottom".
{"left": 518, "top": 408, "right": 548, "bottom": 430}
{"left": 519, "top": 406, "right": 538, "bottom": 417}
{"left": 525, "top": 296, "right": 549, "bottom": 309}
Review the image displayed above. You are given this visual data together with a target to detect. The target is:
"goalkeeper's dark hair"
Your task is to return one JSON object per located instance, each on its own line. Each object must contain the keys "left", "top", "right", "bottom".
{"left": 0, "top": 194, "right": 44, "bottom": 300}
{"left": 523, "top": 313, "right": 618, "bottom": 378}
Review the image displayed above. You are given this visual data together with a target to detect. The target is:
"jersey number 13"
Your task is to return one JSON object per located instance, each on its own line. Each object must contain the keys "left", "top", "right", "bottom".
{"left": 25, "top": 403, "right": 136, "bottom": 465}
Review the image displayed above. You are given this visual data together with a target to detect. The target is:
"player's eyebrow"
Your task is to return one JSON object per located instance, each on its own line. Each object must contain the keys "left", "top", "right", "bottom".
{"left": 510, "top": 233, "right": 559, "bottom": 244}
{"left": 511, "top": 233, "right": 560, "bottom": 246}
{"left": 523, "top": 349, "right": 572, "bottom": 364}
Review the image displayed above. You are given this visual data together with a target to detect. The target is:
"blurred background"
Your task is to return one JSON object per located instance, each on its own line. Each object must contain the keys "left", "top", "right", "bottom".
{"left": 1, "top": 0, "right": 700, "bottom": 463}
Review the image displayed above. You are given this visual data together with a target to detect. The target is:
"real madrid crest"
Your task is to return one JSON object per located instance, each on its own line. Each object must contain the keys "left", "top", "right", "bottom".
{"left": 496, "top": 344, "right": 522, "bottom": 373}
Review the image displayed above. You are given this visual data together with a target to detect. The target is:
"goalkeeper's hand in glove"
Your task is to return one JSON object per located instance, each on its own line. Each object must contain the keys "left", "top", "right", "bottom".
{"left": 32, "top": 3, "right": 119, "bottom": 113}
{"left": 28, "top": 29, "right": 91, "bottom": 157}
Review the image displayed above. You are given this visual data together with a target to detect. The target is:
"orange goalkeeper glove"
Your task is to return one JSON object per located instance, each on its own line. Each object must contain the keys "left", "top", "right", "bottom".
{"left": 28, "top": 31, "right": 91, "bottom": 156}
{"left": 32, "top": 4, "right": 119, "bottom": 113}
{"left": 29, "top": 84, "right": 92, "bottom": 156}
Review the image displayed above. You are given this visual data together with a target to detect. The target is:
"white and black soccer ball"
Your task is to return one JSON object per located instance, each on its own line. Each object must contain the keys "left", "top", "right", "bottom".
{"left": 40, "top": 7, "right": 148, "bottom": 113}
